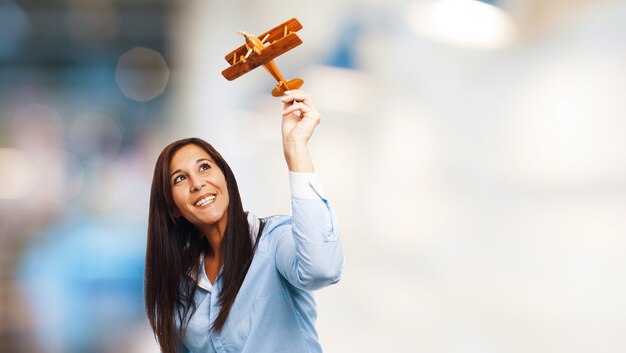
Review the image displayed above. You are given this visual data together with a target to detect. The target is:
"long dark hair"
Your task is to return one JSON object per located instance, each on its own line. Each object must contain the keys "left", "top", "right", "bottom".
{"left": 145, "top": 137, "right": 256, "bottom": 353}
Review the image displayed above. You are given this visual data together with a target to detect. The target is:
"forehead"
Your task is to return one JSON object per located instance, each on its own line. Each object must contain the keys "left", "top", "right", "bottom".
{"left": 169, "top": 144, "right": 214, "bottom": 172}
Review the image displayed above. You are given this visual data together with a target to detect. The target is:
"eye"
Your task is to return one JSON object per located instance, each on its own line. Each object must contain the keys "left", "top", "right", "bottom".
{"left": 199, "top": 162, "right": 211, "bottom": 172}
{"left": 173, "top": 174, "right": 186, "bottom": 185}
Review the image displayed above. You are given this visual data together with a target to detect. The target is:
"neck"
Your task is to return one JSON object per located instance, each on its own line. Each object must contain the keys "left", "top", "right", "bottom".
{"left": 199, "top": 217, "right": 227, "bottom": 262}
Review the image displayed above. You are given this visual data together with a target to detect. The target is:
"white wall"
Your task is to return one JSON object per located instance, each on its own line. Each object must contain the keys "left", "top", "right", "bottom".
{"left": 169, "top": 1, "right": 626, "bottom": 352}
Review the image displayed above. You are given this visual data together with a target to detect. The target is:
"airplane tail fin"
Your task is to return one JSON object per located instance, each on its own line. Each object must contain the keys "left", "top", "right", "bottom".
{"left": 272, "top": 78, "right": 304, "bottom": 97}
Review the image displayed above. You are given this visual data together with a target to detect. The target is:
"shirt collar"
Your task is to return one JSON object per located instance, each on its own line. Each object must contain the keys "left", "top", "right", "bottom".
{"left": 187, "top": 212, "right": 260, "bottom": 292}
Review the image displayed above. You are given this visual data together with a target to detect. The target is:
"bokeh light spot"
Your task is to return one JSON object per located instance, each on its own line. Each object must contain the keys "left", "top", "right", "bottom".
{"left": 115, "top": 47, "right": 170, "bottom": 102}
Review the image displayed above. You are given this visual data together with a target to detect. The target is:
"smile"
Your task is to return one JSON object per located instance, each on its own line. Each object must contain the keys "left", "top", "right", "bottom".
{"left": 195, "top": 195, "right": 216, "bottom": 207}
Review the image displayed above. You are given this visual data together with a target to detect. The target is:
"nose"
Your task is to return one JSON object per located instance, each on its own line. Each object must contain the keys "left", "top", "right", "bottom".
{"left": 189, "top": 177, "right": 206, "bottom": 192}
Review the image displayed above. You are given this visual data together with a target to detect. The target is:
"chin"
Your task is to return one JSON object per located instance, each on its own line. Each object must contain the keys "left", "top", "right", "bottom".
{"left": 200, "top": 211, "right": 227, "bottom": 225}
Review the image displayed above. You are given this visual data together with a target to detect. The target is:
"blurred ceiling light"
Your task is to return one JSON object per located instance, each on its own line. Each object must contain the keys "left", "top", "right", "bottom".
{"left": 0, "top": 148, "right": 84, "bottom": 202}
{"left": 405, "top": 0, "right": 516, "bottom": 49}
{"left": 115, "top": 47, "right": 170, "bottom": 102}
{"left": 0, "top": 148, "right": 31, "bottom": 200}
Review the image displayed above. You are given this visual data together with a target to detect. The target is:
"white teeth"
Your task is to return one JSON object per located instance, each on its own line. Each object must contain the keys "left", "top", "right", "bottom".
{"left": 195, "top": 195, "right": 215, "bottom": 206}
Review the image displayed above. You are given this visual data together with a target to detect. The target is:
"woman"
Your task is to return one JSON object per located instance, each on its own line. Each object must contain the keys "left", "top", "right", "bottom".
{"left": 144, "top": 90, "right": 344, "bottom": 353}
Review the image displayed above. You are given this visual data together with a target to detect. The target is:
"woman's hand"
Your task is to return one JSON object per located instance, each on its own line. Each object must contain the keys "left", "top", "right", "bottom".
{"left": 280, "top": 90, "right": 320, "bottom": 172}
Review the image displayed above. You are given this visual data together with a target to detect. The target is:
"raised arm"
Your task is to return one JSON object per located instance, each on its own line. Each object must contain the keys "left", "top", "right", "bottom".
{"left": 280, "top": 89, "right": 319, "bottom": 172}
{"left": 274, "top": 90, "right": 344, "bottom": 290}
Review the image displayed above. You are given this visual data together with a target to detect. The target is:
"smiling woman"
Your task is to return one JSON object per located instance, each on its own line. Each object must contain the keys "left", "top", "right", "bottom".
{"left": 169, "top": 144, "right": 230, "bottom": 244}
{"left": 144, "top": 90, "right": 344, "bottom": 353}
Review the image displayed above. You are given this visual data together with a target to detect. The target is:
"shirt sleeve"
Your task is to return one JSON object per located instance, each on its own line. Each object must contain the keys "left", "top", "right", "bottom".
{"left": 275, "top": 172, "right": 344, "bottom": 291}
{"left": 289, "top": 171, "right": 328, "bottom": 200}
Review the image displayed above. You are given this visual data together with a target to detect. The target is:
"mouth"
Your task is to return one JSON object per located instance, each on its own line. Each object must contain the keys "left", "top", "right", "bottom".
{"left": 194, "top": 194, "right": 216, "bottom": 207}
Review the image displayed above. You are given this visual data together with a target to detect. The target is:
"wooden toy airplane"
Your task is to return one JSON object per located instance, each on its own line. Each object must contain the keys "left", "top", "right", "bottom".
{"left": 222, "top": 18, "right": 304, "bottom": 97}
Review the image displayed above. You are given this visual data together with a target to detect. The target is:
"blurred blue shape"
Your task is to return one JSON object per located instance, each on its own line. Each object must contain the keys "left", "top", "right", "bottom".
{"left": 64, "top": 60, "right": 121, "bottom": 100}
{"left": 0, "top": 1, "right": 30, "bottom": 59}
{"left": 17, "top": 218, "right": 147, "bottom": 352}
{"left": 325, "top": 19, "right": 362, "bottom": 70}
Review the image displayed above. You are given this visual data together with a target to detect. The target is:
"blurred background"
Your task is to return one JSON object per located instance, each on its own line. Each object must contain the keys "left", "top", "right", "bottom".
{"left": 1, "top": 0, "right": 625, "bottom": 352}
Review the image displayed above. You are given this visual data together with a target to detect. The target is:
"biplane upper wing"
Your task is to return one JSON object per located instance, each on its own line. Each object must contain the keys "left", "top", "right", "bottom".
{"left": 221, "top": 30, "right": 302, "bottom": 81}
{"left": 223, "top": 18, "right": 302, "bottom": 64}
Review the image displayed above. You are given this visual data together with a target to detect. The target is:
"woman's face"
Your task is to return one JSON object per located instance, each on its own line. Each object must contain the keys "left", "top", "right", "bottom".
{"left": 169, "top": 144, "right": 229, "bottom": 233}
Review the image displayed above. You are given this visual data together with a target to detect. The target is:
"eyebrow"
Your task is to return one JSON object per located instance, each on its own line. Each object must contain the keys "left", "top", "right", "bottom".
{"left": 170, "top": 158, "right": 212, "bottom": 179}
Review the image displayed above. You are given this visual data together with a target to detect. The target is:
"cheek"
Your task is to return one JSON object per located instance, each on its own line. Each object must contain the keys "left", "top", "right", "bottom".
{"left": 171, "top": 189, "right": 187, "bottom": 210}
{"left": 222, "top": 193, "right": 230, "bottom": 210}
{"left": 221, "top": 180, "right": 230, "bottom": 206}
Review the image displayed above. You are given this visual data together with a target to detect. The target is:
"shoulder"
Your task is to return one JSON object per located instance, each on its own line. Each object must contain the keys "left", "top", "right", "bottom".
{"left": 263, "top": 215, "right": 291, "bottom": 233}
{"left": 251, "top": 214, "right": 293, "bottom": 250}
{"left": 247, "top": 212, "right": 291, "bottom": 234}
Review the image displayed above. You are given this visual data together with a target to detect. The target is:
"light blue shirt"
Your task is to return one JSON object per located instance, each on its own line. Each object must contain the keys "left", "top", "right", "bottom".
{"left": 177, "top": 172, "right": 344, "bottom": 353}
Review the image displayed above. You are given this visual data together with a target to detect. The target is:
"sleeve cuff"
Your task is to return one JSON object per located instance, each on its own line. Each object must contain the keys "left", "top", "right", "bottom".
{"left": 289, "top": 172, "right": 328, "bottom": 200}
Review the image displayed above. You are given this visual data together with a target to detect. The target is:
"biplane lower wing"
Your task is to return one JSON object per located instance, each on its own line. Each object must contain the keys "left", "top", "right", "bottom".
{"left": 224, "top": 18, "right": 303, "bottom": 63}
{"left": 221, "top": 32, "right": 303, "bottom": 81}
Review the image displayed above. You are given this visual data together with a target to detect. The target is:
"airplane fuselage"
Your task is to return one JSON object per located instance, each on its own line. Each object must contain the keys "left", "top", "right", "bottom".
{"left": 227, "top": 25, "right": 304, "bottom": 96}
{"left": 242, "top": 32, "right": 287, "bottom": 84}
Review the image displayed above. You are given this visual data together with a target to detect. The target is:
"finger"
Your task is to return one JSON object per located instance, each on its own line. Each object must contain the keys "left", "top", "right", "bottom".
{"left": 281, "top": 95, "right": 311, "bottom": 107}
{"left": 282, "top": 102, "right": 311, "bottom": 116}
{"left": 280, "top": 91, "right": 313, "bottom": 106}
{"left": 283, "top": 107, "right": 310, "bottom": 118}
{"left": 283, "top": 101, "right": 300, "bottom": 115}
{"left": 280, "top": 94, "right": 308, "bottom": 105}
{"left": 283, "top": 89, "right": 305, "bottom": 96}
